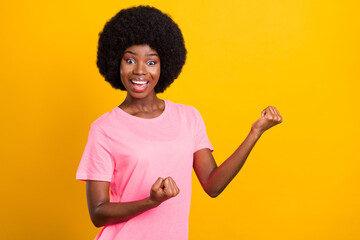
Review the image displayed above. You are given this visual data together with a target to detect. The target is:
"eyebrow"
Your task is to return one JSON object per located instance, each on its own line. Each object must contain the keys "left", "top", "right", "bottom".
{"left": 124, "top": 50, "right": 159, "bottom": 57}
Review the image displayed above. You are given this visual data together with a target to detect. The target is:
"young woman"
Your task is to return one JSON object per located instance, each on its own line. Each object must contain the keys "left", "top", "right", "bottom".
{"left": 76, "top": 5, "right": 282, "bottom": 240}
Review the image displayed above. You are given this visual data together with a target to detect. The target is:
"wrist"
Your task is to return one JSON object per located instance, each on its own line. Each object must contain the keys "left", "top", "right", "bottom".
{"left": 146, "top": 197, "right": 161, "bottom": 208}
{"left": 250, "top": 127, "right": 263, "bottom": 139}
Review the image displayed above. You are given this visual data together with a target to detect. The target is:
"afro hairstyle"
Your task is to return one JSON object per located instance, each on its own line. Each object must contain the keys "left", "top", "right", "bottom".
{"left": 96, "top": 5, "right": 187, "bottom": 93}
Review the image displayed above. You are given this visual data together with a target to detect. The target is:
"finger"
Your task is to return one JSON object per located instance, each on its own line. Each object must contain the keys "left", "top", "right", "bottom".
{"left": 264, "top": 107, "right": 274, "bottom": 120}
{"left": 274, "top": 107, "right": 283, "bottom": 122}
{"left": 272, "top": 106, "right": 281, "bottom": 121}
{"left": 166, "top": 177, "right": 176, "bottom": 196}
{"left": 270, "top": 106, "right": 280, "bottom": 121}
{"left": 152, "top": 177, "right": 164, "bottom": 191}
{"left": 270, "top": 106, "right": 277, "bottom": 116}
{"left": 262, "top": 107, "right": 269, "bottom": 117}
{"left": 172, "top": 179, "right": 180, "bottom": 196}
{"left": 160, "top": 179, "right": 165, "bottom": 190}
{"left": 261, "top": 109, "right": 266, "bottom": 117}
{"left": 163, "top": 178, "right": 173, "bottom": 196}
{"left": 167, "top": 177, "right": 179, "bottom": 196}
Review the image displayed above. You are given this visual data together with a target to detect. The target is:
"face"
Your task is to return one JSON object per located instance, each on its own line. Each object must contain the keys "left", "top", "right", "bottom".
{"left": 120, "top": 44, "right": 160, "bottom": 99}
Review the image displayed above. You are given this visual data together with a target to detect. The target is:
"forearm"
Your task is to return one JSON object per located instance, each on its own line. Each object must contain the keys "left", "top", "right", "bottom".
{"left": 206, "top": 129, "right": 261, "bottom": 197}
{"left": 194, "top": 106, "right": 282, "bottom": 197}
{"left": 90, "top": 197, "right": 158, "bottom": 227}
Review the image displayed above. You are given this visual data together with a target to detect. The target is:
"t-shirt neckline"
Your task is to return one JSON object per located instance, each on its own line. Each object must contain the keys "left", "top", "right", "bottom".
{"left": 115, "top": 100, "right": 168, "bottom": 122}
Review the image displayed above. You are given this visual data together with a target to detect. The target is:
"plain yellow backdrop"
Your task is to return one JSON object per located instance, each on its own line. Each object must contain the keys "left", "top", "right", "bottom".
{"left": 1, "top": 0, "right": 359, "bottom": 239}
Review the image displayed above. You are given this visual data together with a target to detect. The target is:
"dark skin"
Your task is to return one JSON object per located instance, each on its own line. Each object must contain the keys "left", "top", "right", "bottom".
{"left": 86, "top": 45, "right": 283, "bottom": 227}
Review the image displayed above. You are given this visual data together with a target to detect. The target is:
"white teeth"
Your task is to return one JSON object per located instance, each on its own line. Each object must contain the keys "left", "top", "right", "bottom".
{"left": 132, "top": 80, "right": 148, "bottom": 85}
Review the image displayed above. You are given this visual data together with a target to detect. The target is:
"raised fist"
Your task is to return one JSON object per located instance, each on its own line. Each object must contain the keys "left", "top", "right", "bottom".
{"left": 149, "top": 177, "right": 180, "bottom": 206}
{"left": 251, "top": 106, "right": 283, "bottom": 136}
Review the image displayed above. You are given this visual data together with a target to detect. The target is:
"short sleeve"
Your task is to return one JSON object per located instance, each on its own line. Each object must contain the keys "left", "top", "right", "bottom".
{"left": 193, "top": 108, "right": 214, "bottom": 153}
{"left": 76, "top": 123, "right": 114, "bottom": 182}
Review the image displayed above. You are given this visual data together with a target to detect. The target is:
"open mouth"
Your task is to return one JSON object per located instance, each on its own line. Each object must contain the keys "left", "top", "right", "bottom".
{"left": 130, "top": 79, "right": 149, "bottom": 92}
{"left": 131, "top": 80, "right": 149, "bottom": 85}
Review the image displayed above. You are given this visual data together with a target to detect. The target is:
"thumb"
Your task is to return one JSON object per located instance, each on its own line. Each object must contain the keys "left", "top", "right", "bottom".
{"left": 261, "top": 109, "right": 266, "bottom": 118}
{"left": 152, "top": 177, "right": 164, "bottom": 191}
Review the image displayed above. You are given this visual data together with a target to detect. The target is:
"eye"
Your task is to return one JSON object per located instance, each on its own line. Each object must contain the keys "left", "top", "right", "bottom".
{"left": 147, "top": 60, "right": 157, "bottom": 66}
{"left": 125, "top": 58, "right": 135, "bottom": 64}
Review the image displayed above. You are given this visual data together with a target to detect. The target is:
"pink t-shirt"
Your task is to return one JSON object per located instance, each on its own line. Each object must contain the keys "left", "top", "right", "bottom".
{"left": 76, "top": 100, "right": 213, "bottom": 240}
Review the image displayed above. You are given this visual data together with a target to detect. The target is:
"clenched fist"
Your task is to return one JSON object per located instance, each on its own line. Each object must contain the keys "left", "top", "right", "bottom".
{"left": 149, "top": 177, "right": 180, "bottom": 206}
{"left": 251, "top": 106, "right": 283, "bottom": 136}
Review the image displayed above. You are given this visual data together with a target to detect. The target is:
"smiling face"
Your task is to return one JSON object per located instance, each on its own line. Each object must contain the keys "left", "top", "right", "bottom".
{"left": 120, "top": 44, "right": 161, "bottom": 100}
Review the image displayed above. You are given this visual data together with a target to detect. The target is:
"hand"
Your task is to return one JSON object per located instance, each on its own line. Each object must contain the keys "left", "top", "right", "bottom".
{"left": 251, "top": 106, "right": 283, "bottom": 136}
{"left": 149, "top": 177, "right": 180, "bottom": 206}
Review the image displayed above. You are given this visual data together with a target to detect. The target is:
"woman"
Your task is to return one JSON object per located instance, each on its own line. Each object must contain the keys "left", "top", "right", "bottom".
{"left": 76, "top": 5, "right": 282, "bottom": 240}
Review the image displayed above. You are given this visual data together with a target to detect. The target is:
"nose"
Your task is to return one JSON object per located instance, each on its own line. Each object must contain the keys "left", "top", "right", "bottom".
{"left": 133, "top": 62, "right": 146, "bottom": 75}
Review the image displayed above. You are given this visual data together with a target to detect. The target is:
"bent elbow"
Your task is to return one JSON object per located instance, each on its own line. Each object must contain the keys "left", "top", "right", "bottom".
{"left": 93, "top": 221, "right": 104, "bottom": 228}
{"left": 93, "top": 222, "right": 103, "bottom": 228}
{"left": 89, "top": 201, "right": 110, "bottom": 228}
{"left": 205, "top": 188, "right": 222, "bottom": 198}
{"left": 90, "top": 215, "right": 105, "bottom": 228}
{"left": 208, "top": 192, "right": 219, "bottom": 198}
{"left": 90, "top": 206, "right": 107, "bottom": 228}
{"left": 90, "top": 206, "right": 128, "bottom": 227}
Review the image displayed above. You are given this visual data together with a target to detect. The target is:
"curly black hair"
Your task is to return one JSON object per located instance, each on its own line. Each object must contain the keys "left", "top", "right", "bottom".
{"left": 96, "top": 6, "right": 187, "bottom": 93}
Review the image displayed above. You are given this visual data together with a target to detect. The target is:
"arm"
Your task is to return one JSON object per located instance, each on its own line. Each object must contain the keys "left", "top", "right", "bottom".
{"left": 86, "top": 177, "right": 180, "bottom": 227}
{"left": 193, "top": 106, "right": 283, "bottom": 198}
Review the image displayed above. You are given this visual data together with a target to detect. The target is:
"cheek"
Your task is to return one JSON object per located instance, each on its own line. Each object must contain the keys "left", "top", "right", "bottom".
{"left": 119, "top": 64, "right": 124, "bottom": 77}
{"left": 151, "top": 66, "right": 161, "bottom": 80}
{"left": 119, "top": 64, "right": 130, "bottom": 79}
{"left": 119, "top": 67, "right": 128, "bottom": 84}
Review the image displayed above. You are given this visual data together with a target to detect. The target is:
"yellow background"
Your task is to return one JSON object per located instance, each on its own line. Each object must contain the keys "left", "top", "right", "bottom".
{"left": 1, "top": 0, "right": 359, "bottom": 239}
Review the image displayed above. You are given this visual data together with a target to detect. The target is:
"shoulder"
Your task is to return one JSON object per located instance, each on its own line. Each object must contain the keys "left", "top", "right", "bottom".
{"left": 166, "top": 100, "right": 200, "bottom": 115}
{"left": 90, "top": 107, "right": 120, "bottom": 131}
{"left": 165, "top": 100, "right": 204, "bottom": 124}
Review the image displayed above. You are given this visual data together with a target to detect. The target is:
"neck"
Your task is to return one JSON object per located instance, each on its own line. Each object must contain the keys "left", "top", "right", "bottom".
{"left": 120, "top": 93, "right": 164, "bottom": 114}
